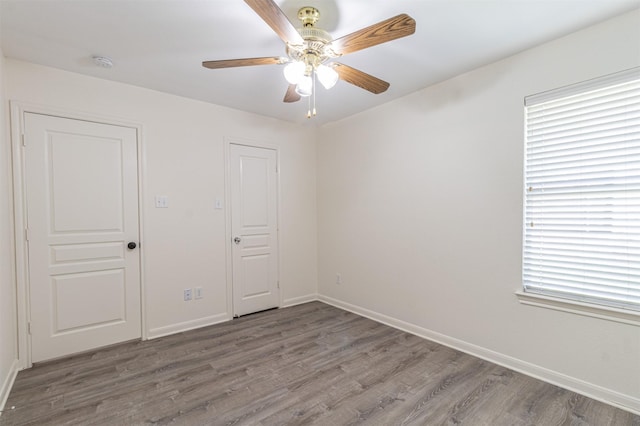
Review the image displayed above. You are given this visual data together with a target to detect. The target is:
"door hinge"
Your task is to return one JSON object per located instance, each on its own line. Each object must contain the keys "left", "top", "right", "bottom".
{"left": 27, "top": 322, "right": 31, "bottom": 334}
{"left": 24, "top": 228, "right": 30, "bottom": 241}
{"left": 21, "top": 133, "right": 26, "bottom": 146}
{"left": 277, "top": 281, "right": 280, "bottom": 289}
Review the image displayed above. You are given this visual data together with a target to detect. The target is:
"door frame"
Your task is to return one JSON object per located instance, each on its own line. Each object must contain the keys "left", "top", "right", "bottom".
{"left": 223, "top": 137, "right": 282, "bottom": 317}
{"left": 10, "top": 101, "right": 147, "bottom": 368}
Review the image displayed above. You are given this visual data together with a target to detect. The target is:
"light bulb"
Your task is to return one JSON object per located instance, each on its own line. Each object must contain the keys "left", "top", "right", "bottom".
{"left": 316, "top": 64, "right": 339, "bottom": 89}
{"left": 295, "top": 75, "right": 313, "bottom": 97}
{"left": 283, "top": 61, "right": 305, "bottom": 84}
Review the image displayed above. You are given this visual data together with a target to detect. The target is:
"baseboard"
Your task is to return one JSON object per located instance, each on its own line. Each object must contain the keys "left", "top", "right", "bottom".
{"left": 0, "top": 359, "right": 20, "bottom": 416}
{"left": 282, "top": 293, "right": 318, "bottom": 308}
{"left": 317, "top": 294, "right": 640, "bottom": 415}
{"left": 147, "top": 313, "right": 230, "bottom": 340}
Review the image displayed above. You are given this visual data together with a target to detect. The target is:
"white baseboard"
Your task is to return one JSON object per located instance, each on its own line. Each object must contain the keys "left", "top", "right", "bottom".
{"left": 0, "top": 359, "right": 20, "bottom": 416}
{"left": 317, "top": 294, "right": 640, "bottom": 415}
{"left": 147, "top": 313, "right": 230, "bottom": 340}
{"left": 282, "top": 293, "right": 318, "bottom": 308}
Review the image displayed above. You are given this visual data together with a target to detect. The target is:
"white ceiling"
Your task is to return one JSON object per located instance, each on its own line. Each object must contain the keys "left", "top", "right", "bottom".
{"left": 1, "top": 0, "right": 639, "bottom": 126}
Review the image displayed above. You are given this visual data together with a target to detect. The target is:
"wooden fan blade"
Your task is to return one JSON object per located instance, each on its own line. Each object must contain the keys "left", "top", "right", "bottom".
{"left": 244, "top": 0, "right": 304, "bottom": 45}
{"left": 333, "top": 63, "right": 390, "bottom": 94}
{"left": 202, "top": 57, "right": 282, "bottom": 69}
{"left": 328, "top": 14, "right": 416, "bottom": 56}
{"left": 283, "top": 84, "right": 301, "bottom": 103}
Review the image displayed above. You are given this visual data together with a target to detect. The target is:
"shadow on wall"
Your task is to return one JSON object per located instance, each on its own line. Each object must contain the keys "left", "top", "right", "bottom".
{"left": 400, "top": 60, "right": 515, "bottom": 115}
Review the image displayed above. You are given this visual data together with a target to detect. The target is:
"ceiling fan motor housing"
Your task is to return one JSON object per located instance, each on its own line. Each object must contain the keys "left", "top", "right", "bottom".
{"left": 287, "top": 7, "right": 338, "bottom": 68}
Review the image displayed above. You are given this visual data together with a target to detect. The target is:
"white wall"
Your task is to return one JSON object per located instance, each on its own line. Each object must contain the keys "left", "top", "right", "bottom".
{"left": 4, "top": 59, "right": 317, "bottom": 340}
{"left": 0, "top": 46, "right": 19, "bottom": 410}
{"left": 317, "top": 9, "right": 640, "bottom": 412}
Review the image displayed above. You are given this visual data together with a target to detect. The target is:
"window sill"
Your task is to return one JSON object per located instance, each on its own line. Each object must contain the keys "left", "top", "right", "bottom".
{"left": 516, "top": 291, "right": 640, "bottom": 327}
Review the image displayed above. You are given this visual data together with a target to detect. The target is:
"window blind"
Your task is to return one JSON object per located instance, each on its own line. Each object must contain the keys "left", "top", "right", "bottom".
{"left": 523, "top": 67, "right": 640, "bottom": 311}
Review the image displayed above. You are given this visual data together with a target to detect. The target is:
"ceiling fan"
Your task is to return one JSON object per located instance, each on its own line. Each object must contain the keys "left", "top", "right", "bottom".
{"left": 202, "top": 0, "right": 416, "bottom": 117}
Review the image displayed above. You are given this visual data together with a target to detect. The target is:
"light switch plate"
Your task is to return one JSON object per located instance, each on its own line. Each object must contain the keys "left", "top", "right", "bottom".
{"left": 155, "top": 195, "right": 169, "bottom": 208}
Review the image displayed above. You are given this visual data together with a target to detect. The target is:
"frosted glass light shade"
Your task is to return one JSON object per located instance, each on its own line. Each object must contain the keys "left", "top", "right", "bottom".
{"left": 284, "top": 61, "right": 305, "bottom": 84}
{"left": 316, "top": 64, "right": 339, "bottom": 89}
{"left": 295, "top": 75, "right": 313, "bottom": 97}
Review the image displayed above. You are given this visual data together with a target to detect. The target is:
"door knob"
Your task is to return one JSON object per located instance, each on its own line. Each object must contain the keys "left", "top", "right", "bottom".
{"left": 233, "top": 237, "right": 241, "bottom": 244}
{"left": 127, "top": 242, "right": 137, "bottom": 250}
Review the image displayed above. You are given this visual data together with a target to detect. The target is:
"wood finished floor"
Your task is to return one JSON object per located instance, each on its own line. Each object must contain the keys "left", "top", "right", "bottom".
{"left": 1, "top": 302, "right": 638, "bottom": 426}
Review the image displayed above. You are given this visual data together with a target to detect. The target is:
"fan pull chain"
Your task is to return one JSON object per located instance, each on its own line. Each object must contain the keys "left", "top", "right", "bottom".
{"left": 305, "top": 72, "right": 319, "bottom": 119}
{"left": 312, "top": 74, "right": 317, "bottom": 116}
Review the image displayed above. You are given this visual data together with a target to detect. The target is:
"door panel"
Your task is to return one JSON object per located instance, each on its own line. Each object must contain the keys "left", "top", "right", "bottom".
{"left": 230, "top": 144, "right": 279, "bottom": 316}
{"left": 241, "top": 254, "right": 271, "bottom": 297}
{"left": 25, "top": 113, "right": 141, "bottom": 363}
{"left": 48, "top": 133, "right": 125, "bottom": 232}
{"left": 52, "top": 269, "right": 125, "bottom": 332}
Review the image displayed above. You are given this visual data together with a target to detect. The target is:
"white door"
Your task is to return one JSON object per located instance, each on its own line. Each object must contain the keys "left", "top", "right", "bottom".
{"left": 230, "top": 144, "right": 279, "bottom": 316}
{"left": 24, "top": 113, "right": 141, "bottom": 363}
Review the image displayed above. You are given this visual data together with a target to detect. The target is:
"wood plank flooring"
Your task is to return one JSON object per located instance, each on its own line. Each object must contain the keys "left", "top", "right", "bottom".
{"left": 1, "top": 302, "right": 638, "bottom": 425}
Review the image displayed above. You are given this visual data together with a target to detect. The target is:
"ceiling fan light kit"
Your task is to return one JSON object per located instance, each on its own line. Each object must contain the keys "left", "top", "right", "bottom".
{"left": 284, "top": 62, "right": 337, "bottom": 91}
{"left": 295, "top": 75, "right": 313, "bottom": 97}
{"left": 283, "top": 61, "right": 305, "bottom": 84}
{"left": 202, "top": 0, "right": 416, "bottom": 118}
{"left": 316, "top": 64, "right": 339, "bottom": 89}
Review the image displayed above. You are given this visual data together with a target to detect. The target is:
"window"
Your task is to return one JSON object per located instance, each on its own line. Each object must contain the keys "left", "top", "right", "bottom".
{"left": 522, "top": 68, "right": 640, "bottom": 314}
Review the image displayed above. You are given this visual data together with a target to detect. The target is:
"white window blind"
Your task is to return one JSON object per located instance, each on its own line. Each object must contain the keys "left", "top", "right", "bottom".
{"left": 523, "top": 67, "right": 640, "bottom": 312}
